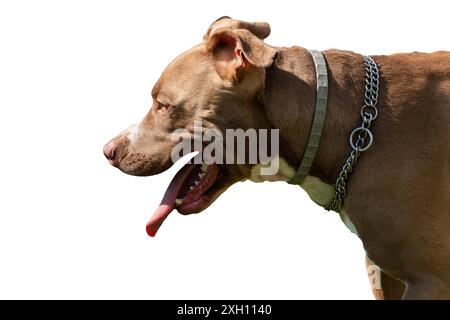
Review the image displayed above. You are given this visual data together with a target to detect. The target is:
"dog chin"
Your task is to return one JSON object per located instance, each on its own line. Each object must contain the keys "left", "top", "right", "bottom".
{"left": 117, "top": 165, "right": 149, "bottom": 177}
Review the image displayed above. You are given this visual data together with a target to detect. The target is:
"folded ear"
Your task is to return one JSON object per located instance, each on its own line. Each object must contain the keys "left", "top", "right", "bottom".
{"left": 203, "top": 16, "right": 271, "bottom": 41}
{"left": 206, "top": 28, "right": 277, "bottom": 81}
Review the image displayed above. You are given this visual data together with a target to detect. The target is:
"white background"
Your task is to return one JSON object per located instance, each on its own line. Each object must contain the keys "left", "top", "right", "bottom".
{"left": 0, "top": 0, "right": 448, "bottom": 299}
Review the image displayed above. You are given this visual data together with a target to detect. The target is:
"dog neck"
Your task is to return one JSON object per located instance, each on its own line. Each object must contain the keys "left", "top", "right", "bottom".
{"left": 262, "top": 47, "right": 366, "bottom": 185}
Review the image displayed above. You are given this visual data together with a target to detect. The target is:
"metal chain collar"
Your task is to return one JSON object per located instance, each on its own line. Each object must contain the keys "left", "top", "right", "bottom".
{"left": 325, "top": 55, "right": 380, "bottom": 212}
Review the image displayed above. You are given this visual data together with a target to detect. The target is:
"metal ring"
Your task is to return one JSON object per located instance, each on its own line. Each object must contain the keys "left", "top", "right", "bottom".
{"left": 360, "top": 104, "right": 378, "bottom": 120}
{"left": 349, "top": 127, "right": 373, "bottom": 152}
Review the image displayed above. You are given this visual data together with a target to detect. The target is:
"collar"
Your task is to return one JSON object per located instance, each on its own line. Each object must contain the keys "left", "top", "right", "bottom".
{"left": 288, "top": 50, "right": 329, "bottom": 185}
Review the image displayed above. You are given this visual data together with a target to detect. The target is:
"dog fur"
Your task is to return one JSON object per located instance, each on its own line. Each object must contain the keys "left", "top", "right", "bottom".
{"left": 104, "top": 17, "right": 450, "bottom": 299}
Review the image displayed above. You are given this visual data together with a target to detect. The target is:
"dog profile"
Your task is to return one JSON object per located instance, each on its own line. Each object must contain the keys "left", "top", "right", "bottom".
{"left": 104, "top": 17, "right": 450, "bottom": 299}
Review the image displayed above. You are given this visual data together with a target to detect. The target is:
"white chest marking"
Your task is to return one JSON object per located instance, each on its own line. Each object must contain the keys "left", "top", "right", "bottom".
{"left": 249, "top": 159, "right": 358, "bottom": 235}
{"left": 300, "top": 176, "right": 358, "bottom": 235}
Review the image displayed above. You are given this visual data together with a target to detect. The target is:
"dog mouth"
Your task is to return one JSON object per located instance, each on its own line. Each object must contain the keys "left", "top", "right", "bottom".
{"left": 146, "top": 162, "right": 231, "bottom": 237}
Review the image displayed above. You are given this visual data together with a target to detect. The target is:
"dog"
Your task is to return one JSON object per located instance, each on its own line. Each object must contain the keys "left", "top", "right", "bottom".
{"left": 103, "top": 17, "right": 450, "bottom": 299}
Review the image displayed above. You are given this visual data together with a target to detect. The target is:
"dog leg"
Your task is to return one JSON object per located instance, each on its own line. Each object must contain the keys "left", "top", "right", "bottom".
{"left": 365, "top": 256, "right": 405, "bottom": 300}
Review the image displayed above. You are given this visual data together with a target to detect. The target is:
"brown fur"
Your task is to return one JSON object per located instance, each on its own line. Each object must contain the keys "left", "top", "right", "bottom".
{"left": 104, "top": 17, "right": 450, "bottom": 299}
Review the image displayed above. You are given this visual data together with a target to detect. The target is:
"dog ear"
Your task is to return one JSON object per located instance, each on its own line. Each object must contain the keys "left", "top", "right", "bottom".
{"left": 203, "top": 16, "right": 271, "bottom": 41}
{"left": 206, "top": 28, "right": 277, "bottom": 81}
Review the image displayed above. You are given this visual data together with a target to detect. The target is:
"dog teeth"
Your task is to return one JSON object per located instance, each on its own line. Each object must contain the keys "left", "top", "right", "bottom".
{"left": 194, "top": 180, "right": 200, "bottom": 186}
{"left": 175, "top": 199, "right": 183, "bottom": 205}
{"left": 189, "top": 185, "right": 195, "bottom": 190}
{"left": 201, "top": 164, "right": 207, "bottom": 172}
{"left": 198, "top": 172, "right": 206, "bottom": 179}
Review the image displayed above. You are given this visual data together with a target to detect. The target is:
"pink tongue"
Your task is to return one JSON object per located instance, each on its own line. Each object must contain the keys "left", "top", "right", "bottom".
{"left": 146, "top": 164, "right": 195, "bottom": 237}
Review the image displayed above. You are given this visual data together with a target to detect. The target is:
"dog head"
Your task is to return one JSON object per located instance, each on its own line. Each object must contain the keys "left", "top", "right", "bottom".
{"left": 104, "top": 17, "right": 293, "bottom": 236}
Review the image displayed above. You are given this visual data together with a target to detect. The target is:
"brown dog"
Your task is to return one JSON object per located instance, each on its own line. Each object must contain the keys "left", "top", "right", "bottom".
{"left": 104, "top": 17, "right": 450, "bottom": 299}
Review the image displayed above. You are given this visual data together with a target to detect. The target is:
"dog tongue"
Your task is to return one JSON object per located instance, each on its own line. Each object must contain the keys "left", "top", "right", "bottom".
{"left": 146, "top": 163, "right": 195, "bottom": 237}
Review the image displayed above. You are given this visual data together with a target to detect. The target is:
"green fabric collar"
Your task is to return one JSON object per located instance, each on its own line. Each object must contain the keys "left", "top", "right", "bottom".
{"left": 288, "top": 50, "right": 329, "bottom": 185}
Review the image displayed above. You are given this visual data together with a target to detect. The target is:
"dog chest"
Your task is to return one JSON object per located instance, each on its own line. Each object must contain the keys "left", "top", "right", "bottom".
{"left": 301, "top": 176, "right": 358, "bottom": 235}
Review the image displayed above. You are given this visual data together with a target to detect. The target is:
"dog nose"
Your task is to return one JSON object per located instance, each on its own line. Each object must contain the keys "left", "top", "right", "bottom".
{"left": 103, "top": 141, "right": 117, "bottom": 161}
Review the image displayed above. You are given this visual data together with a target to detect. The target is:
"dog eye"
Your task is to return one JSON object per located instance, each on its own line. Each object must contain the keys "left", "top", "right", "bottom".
{"left": 155, "top": 101, "right": 170, "bottom": 112}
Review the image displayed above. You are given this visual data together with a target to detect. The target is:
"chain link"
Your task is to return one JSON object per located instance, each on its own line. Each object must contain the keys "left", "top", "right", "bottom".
{"left": 325, "top": 56, "right": 379, "bottom": 212}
